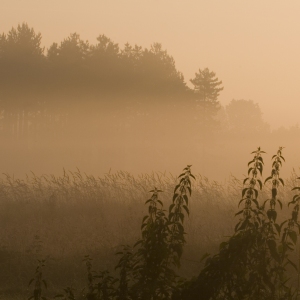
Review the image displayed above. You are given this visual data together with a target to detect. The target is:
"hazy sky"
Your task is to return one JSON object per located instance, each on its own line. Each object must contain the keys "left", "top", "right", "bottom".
{"left": 2, "top": 0, "right": 300, "bottom": 129}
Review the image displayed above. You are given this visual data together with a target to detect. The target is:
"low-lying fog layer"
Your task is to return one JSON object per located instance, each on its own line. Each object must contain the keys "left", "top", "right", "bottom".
{"left": 1, "top": 94, "right": 300, "bottom": 181}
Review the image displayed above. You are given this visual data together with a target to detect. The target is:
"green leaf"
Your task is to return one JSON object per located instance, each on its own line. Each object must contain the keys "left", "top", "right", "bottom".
{"left": 293, "top": 194, "right": 300, "bottom": 201}
{"left": 235, "top": 221, "right": 241, "bottom": 232}
{"left": 183, "top": 194, "right": 189, "bottom": 205}
{"left": 243, "top": 177, "right": 249, "bottom": 185}
{"left": 258, "top": 156, "right": 264, "bottom": 163}
{"left": 169, "top": 212, "right": 174, "bottom": 221}
{"left": 248, "top": 168, "right": 253, "bottom": 175}
{"left": 280, "top": 220, "right": 288, "bottom": 231}
{"left": 169, "top": 203, "right": 175, "bottom": 213}
{"left": 248, "top": 159, "right": 254, "bottom": 166}
{"left": 264, "top": 176, "right": 273, "bottom": 184}
{"left": 267, "top": 239, "right": 280, "bottom": 263}
{"left": 157, "top": 200, "right": 163, "bottom": 206}
{"left": 238, "top": 198, "right": 245, "bottom": 207}
{"left": 287, "top": 258, "right": 298, "bottom": 271}
{"left": 242, "top": 188, "right": 248, "bottom": 198}
{"left": 179, "top": 212, "right": 184, "bottom": 223}
{"left": 173, "top": 193, "right": 178, "bottom": 202}
{"left": 142, "top": 216, "right": 149, "bottom": 223}
{"left": 288, "top": 231, "right": 297, "bottom": 245}
{"left": 254, "top": 189, "right": 258, "bottom": 199}
{"left": 239, "top": 219, "right": 248, "bottom": 231}
{"left": 183, "top": 205, "right": 189, "bottom": 215}
{"left": 274, "top": 223, "right": 281, "bottom": 234}
{"left": 200, "top": 252, "right": 210, "bottom": 262}
{"left": 257, "top": 179, "right": 263, "bottom": 190}
{"left": 288, "top": 200, "right": 296, "bottom": 207}
{"left": 219, "top": 241, "right": 228, "bottom": 250}
{"left": 279, "top": 178, "right": 285, "bottom": 186}
{"left": 187, "top": 186, "right": 192, "bottom": 196}
{"left": 235, "top": 210, "right": 244, "bottom": 216}
{"left": 28, "top": 278, "right": 34, "bottom": 287}
{"left": 174, "top": 184, "right": 180, "bottom": 193}
{"left": 267, "top": 209, "right": 277, "bottom": 222}
{"left": 257, "top": 165, "right": 263, "bottom": 175}
{"left": 277, "top": 199, "right": 283, "bottom": 210}
{"left": 185, "top": 195, "right": 189, "bottom": 206}
{"left": 134, "top": 240, "right": 143, "bottom": 248}
{"left": 263, "top": 199, "right": 270, "bottom": 208}
{"left": 252, "top": 198, "right": 259, "bottom": 208}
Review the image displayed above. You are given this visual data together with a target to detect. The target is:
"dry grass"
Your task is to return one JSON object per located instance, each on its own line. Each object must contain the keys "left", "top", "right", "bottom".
{"left": 0, "top": 168, "right": 298, "bottom": 298}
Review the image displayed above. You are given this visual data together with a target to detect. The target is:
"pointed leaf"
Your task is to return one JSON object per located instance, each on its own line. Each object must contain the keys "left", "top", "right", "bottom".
{"left": 243, "top": 177, "right": 249, "bottom": 185}
{"left": 264, "top": 176, "right": 273, "bottom": 184}
{"left": 288, "top": 231, "right": 297, "bottom": 245}
{"left": 242, "top": 188, "right": 248, "bottom": 198}
{"left": 277, "top": 199, "right": 283, "bottom": 210}
{"left": 279, "top": 178, "right": 284, "bottom": 186}
{"left": 267, "top": 239, "right": 280, "bottom": 263}
{"left": 235, "top": 210, "right": 244, "bottom": 216}
{"left": 174, "top": 184, "right": 180, "bottom": 193}
{"left": 257, "top": 179, "right": 263, "bottom": 190}
{"left": 200, "top": 252, "right": 210, "bottom": 262}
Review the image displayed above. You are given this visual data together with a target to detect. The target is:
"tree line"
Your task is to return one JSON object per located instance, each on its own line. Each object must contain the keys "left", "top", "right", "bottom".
{"left": 0, "top": 23, "right": 227, "bottom": 144}
{"left": 0, "top": 23, "right": 298, "bottom": 149}
{"left": 0, "top": 23, "right": 199, "bottom": 97}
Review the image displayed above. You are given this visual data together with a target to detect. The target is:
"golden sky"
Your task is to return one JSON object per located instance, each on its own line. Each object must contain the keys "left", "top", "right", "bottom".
{"left": 2, "top": 0, "right": 300, "bottom": 128}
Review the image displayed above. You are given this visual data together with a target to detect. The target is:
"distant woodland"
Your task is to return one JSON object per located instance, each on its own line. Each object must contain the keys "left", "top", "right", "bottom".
{"left": 0, "top": 23, "right": 299, "bottom": 178}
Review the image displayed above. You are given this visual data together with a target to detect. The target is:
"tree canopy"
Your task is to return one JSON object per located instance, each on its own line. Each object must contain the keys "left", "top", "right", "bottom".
{"left": 226, "top": 99, "right": 270, "bottom": 135}
{"left": 190, "top": 68, "right": 224, "bottom": 131}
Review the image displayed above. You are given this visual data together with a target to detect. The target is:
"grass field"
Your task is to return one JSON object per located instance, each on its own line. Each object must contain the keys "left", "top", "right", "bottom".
{"left": 0, "top": 168, "right": 298, "bottom": 299}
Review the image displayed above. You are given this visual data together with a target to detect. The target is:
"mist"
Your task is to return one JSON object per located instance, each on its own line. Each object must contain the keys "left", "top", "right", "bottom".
{"left": 2, "top": 14, "right": 300, "bottom": 299}
{"left": 1, "top": 24, "right": 300, "bottom": 181}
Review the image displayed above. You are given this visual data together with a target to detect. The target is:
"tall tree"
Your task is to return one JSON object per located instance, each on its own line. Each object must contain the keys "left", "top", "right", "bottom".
{"left": 0, "top": 23, "right": 44, "bottom": 66}
{"left": 88, "top": 35, "right": 119, "bottom": 69}
{"left": 226, "top": 99, "right": 270, "bottom": 136}
{"left": 190, "top": 68, "right": 224, "bottom": 131}
{"left": 47, "top": 33, "right": 89, "bottom": 66}
{"left": 190, "top": 68, "right": 223, "bottom": 109}
{"left": 0, "top": 23, "right": 45, "bottom": 143}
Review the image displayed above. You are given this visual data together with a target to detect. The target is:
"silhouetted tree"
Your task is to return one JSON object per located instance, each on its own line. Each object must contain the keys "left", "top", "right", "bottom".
{"left": 0, "top": 23, "right": 46, "bottom": 143}
{"left": 190, "top": 68, "right": 223, "bottom": 132}
{"left": 48, "top": 33, "right": 89, "bottom": 66}
{"left": 138, "top": 43, "right": 187, "bottom": 96}
{"left": 191, "top": 68, "right": 223, "bottom": 102}
{"left": 226, "top": 99, "right": 270, "bottom": 136}
{"left": 0, "top": 24, "right": 195, "bottom": 147}
{"left": 88, "top": 34, "right": 120, "bottom": 88}
{"left": 0, "top": 23, "right": 44, "bottom": 65}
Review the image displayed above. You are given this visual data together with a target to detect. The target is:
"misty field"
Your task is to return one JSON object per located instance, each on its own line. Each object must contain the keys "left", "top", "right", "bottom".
{"left": 0, "top": 164, "right": 298, "bottom": 299}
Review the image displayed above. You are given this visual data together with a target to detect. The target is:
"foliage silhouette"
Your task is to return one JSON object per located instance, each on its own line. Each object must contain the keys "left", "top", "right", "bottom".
{"left": 174, "top": 147, "right": 299, "bottom": 300}
{"left": 25, "top": 153, "right": 300, "bottom": 300}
